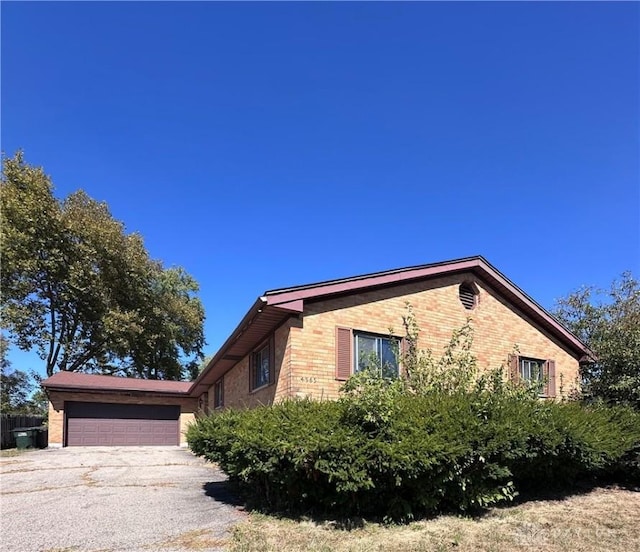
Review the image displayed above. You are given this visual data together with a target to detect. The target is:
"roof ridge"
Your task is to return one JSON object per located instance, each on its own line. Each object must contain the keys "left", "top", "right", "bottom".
{"left": 265, "top": 255, "right": 486, "bottom": 296}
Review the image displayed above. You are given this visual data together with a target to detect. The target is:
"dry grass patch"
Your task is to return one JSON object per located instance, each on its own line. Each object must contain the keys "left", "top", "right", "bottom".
{"left": 152, "top": 528, "right": 227, "bottom": 550}
{"left": 229, "top": 487, "right": 640, "bottom": 552}
{"left": 0, "top": 448, "right": 28, "bottom": 457}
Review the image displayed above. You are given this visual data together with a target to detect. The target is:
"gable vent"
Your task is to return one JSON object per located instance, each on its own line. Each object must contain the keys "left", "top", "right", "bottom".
{"left": 459, "top": 283, "right": 477, "bottom": 310}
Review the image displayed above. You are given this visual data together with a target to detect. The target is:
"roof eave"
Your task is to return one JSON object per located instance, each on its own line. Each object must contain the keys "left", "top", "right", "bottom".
{"left": 470, "top": 260, "right": 592, "bottom": 358}
{"left": 189, "top": 297, "right": 304, "bottom": 397}
{"left": 42, "top": 384, "right": 191, "bottom": 397}
{"left": 190, "top": 256, "right": 592, "bottom": 397}
{"left": 264, "top": 256, "right": 485, "bottom": 304}
{"left": 265, "top": 256, "right": 590, "bottom": 358}
{"left": 188, "top": 297, "right": 268, "bottom": 396}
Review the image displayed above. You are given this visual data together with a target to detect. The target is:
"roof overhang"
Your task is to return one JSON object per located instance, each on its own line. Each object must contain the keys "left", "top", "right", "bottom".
{"left": 41, "top": 371, "right": 193, "bottom": 395}
{"left": 189, "top": 298, "right": 303, "bottom": 396}
{"left": 190, "top": 256, "right": 594, "bottom": 397}
{"left": 265, "top": 257, "right": 591, "bottom": 356}
{"left": 42, "top": 384, "right": 191, "bottom": 398}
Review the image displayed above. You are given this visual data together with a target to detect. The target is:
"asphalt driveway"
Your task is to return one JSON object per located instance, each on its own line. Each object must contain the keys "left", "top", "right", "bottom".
{"left": 0, "top": 447, "right": 245, "bottom": 552}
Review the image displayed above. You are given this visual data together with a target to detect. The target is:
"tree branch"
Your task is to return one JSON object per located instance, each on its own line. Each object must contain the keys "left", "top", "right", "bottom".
{"left": 58, "top": 313, "right": 79, "bottom": 372}
{"left": 67, "top": 342, "right": 102, "bottom": 373}
{"left": 45, "top": 283, "right": 57, "bottom": 377}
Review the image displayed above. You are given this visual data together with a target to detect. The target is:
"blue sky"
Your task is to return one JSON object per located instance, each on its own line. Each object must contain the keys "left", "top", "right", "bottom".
{"left": 2, "top": 2, "right": 639, "bottom": 378}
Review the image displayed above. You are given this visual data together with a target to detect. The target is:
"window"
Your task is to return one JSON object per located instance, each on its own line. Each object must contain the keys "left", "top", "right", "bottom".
{"left": 509, "top": 355, "right": 556, "bottom": 397}
{"left": 213, "top": 378, "right": 224, "bottom": 409}
{"left": 251, "top": 342, "right": 272, "bottom": 391}
{"left": 335, "top": 327, "right": 403, "bottom": 381}
{"left": 519, "top": 357, "right": 545, "bottom": 385}
{"left": 354, "top": 332, "right": 400, "bottom": 379}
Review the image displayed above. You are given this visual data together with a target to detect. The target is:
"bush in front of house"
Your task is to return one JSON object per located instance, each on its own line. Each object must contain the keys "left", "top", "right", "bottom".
{"left": 187, "top": 317, "right": 640, "bottom": 520}
{"left": 187, "top": 385, "right": 640, "bottom": 521}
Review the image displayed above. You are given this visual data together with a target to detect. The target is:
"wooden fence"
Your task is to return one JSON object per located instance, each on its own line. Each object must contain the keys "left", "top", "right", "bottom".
{"left": 1, "top": 414, "right": 46, "bottom": 449}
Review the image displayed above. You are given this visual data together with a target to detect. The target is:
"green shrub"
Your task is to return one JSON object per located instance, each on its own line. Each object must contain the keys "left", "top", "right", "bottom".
{"left": 187, "top": 315, "right": 640, "bottom": 520}
{"left": 187, "top": 388, "right": 640, "bottom": 521}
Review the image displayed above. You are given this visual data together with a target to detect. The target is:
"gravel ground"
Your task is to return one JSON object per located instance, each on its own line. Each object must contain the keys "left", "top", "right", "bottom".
{"left": 0, "top": 446, "right": 245, "bottom": 552}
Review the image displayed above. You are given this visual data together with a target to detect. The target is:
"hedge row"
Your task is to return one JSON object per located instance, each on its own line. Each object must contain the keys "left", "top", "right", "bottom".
{"left": 187, "top": 391, "right": 640, "bottom": 521}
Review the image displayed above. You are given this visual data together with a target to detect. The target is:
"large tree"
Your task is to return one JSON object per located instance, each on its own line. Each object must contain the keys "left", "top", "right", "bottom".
{"left": 554, "top": 272, "right": 640, "bottom": 407}
{"left": 1, "top": 334, "right": 31, "bottom": 414}
{"left": 1, "top": 152, "right": 205, "bottom": 379}
{"left": 0, "top": 333, "right": 46, "bottom": 415}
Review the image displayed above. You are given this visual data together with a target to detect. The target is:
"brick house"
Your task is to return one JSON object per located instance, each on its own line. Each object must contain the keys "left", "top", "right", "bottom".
{"left": 43, "top": 256, "right": 591, "bottom": 447}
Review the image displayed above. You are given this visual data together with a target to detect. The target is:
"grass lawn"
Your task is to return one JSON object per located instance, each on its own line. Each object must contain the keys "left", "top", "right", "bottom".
{"left": 226, "top": 486, "right": 639, "bottom": 552}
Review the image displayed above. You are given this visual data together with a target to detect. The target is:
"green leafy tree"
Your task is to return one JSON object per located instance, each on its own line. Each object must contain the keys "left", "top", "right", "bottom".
{"left": 187, "top": 354, "right": 213, "bottom": 381}
{"left": 1, "top": 152, "right": 204, "bottom": 379}
{"left": 129, "top": 266, "right": 205, "bottom": 380}
{"left": 0, "top": 368, "right": 33, "bottom": 414}
{"left": 400, "top": 303, "right": 479, "bottom": 395}
{"left": 0, "top": 334, "right": 46, "bottom": 415}
{"left": 554, "top": 272, "right": 640, "bottom": 407}
{"left": 1, "top": 335, "right": 32, "bottom": 413}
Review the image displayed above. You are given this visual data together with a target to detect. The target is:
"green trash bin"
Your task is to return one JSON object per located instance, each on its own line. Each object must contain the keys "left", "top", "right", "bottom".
{"left": 13, "top": 427, "right": 38, "bottom": 449}
{"left": 35, "top": 426, "right": 48, "bottom": 449}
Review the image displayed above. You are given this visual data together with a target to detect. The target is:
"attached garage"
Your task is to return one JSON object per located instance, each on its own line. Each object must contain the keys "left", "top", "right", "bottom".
{"left": 65, "top": 402, "right": 180, "bottom": 446}
{"left": 42, "top": 372, "right": 199, "bottom": 448}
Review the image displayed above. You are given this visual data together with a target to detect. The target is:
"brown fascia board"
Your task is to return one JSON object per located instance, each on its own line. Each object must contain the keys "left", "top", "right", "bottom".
{"left": 264, "top": 256, "right": 483, "bottom": 304}
{"left": 190, "top": 256, "right": 593, "bottom": 397}
{"left": 470, "top": 262, "right": 595, "bottom": 361}
{"left": 43, "top": 384, "right": 190, "bottom": 397}
{"left": 189, "top": 297, "right": 305, "bottom": 396}
{"left": 189, "top": 297, "right": 267, "bottom": 396}
{"left": 263, "top": 255, "right": 593, "bottom": 359}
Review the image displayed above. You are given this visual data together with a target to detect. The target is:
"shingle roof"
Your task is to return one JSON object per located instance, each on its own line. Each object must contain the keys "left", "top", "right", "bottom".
{"left": 42, "top": 371, "right": 191, "bottom": 394}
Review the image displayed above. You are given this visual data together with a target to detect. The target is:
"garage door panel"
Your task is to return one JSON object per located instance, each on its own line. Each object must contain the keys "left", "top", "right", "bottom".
{"left": 66, "top": 402, "right": 180, "bottom": 420}
{"left": 66, "top": 403, "right": 180, "bottom": 446}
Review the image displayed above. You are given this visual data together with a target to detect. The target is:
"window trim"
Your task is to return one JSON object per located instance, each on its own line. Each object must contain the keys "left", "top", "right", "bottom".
{"left": 336, "top": 326, "right": 405, "bottom": 381}
{"left": 213, "top": 377, "right": 224, "bottom": 409}
{"left": 519, "top": 356, "right": 545, "bottom": 387}
{"left": 510, "top": 354, "right": 556, "bottom": 397}
{"left": 353, "top": 330, "right": 401, "bottom": 379}
{"left": 249, "top": 336, "right": 275, "bottom": 392}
